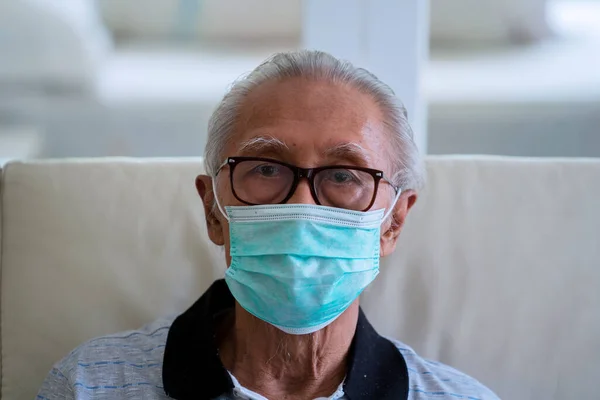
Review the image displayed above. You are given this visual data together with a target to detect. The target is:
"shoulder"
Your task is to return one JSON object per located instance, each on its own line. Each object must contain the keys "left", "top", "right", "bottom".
{"left": 56, "top": 316, "right": 173, "bottom": 373}
{"left": 389, "top": 339, "right": 501, "bottom": 400}
{"left": 44, "top": 317, "right": 174, "bottom": 399}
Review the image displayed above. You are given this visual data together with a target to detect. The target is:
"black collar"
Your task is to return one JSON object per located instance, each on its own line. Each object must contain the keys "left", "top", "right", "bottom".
{"left": 163, "top": 280, "right": 409, "bottom": 400}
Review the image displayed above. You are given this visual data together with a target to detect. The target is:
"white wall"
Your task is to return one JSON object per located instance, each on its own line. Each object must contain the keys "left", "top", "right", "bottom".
{"left": 302, "top": 0, "right": 429, "bottom": 154}
{"left": 428, "top": 102, "right": 600, "bottom": 157}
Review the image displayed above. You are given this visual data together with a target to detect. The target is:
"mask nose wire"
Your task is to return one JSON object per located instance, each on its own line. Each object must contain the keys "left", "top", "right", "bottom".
{"left": 381, "top": 188, "right": 403, "bottom": 224}
{"left": 211, "top": 176, "right": 230, "bottom": 222}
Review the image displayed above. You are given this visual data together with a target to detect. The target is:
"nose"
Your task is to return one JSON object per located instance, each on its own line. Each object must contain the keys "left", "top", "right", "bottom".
{"left": 287, "top": 178, "right": 317, "bottom": 205}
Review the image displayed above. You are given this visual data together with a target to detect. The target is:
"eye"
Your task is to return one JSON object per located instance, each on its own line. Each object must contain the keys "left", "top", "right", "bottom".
{"left": 253, "top": 163, "right": 280, "bottom": 177}
{"left": 321, "top": 169, "right": 363, "bottom": 186}
{"left": 332, "top": 170, "right": 355, "bottom": 183}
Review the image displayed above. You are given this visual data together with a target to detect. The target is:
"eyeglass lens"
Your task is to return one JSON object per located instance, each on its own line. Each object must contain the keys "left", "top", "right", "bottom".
{"left": 231, "top": 159, "right": 376, "bottom": 211}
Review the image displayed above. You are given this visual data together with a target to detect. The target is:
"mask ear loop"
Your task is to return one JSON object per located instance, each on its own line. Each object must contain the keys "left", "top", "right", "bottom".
{"left": 381, "top": 188, "right": 403, "bottom": 224}
{"left": 211, "top": 176, "right": 230, "bottom": 222}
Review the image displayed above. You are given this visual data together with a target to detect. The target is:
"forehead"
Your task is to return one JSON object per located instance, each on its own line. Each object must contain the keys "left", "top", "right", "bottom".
{"left": 226, "top": 78, "right": 390, "bottom": 169}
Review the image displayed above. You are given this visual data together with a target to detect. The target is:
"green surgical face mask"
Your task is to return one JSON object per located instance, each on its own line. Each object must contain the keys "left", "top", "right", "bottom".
{"left": 213, "top": 187, "right": 401, "bottom": 335}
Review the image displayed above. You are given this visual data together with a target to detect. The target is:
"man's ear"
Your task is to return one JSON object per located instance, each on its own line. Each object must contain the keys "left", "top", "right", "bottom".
{"left": 380, "top": 190, "right": 417, "bottom": 257}
{"left": 195, "top": 175, "right": 225, "bottom": 246}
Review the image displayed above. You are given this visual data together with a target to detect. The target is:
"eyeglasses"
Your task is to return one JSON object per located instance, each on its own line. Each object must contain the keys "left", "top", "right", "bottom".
{"left": 216, "top": 157, "right": 399, "bottom": 212}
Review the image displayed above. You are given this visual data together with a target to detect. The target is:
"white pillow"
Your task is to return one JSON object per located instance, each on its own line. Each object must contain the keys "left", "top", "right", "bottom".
{"left": 98, "top": 0, "right": 185, "bottom": 40}
{"left": 430, "top": 0, "right": 552, "bottom": 46}
{"left": 99, "top": 0, "right": 552, "bottom": 47}
{"left": 98, "top": 0, "right": 300, "bottom": 42}
{"left": 0, "top": 0, "right": 112, "bottom": 89}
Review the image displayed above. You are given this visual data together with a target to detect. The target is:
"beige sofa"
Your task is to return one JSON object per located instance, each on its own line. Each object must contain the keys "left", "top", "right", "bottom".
{"left": 1, "top": 156, "right": 599, "bottom": 400}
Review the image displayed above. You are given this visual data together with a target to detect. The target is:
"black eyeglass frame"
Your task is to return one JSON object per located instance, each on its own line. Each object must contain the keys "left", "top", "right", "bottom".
{"left": 216, "top": 156, "right": 400, "bottom": 212}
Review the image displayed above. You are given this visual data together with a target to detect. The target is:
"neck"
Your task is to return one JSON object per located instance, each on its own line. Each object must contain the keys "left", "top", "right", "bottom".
{"left": 219, "top": 301, "right": 359, "bottom": 400}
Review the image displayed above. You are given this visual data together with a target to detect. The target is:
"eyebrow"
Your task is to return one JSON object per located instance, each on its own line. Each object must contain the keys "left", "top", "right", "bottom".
{"left": 238, "top": 136, "right": 290, "bottom": 156}
{"left": 323, "top": 142, "right": 371, "bottom": 166}
{"left": 237, "top": 136, "right": 371, "bottom": 167}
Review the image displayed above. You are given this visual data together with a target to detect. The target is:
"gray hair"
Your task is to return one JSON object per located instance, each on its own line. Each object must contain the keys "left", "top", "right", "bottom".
{"left": 204, "top": 50, "right": 425, "bottom": 190}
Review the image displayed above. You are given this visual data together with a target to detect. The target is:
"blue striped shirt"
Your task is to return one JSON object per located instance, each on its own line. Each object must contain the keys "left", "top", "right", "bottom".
{"left": 37, "top": 316, "right": 499, "bottom": 399}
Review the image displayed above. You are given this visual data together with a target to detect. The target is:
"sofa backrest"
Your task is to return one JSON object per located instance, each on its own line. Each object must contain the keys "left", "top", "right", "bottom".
{"left": 1, "top": 156, "right": 599, "bottom": 400}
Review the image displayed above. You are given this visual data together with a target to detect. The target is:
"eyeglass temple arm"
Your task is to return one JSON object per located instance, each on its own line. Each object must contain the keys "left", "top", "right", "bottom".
{"left": 214, "top": 159, "right": 230, "bottom": 176}
{"left": 381, "top": 174, "right": 401, "bottom": 194}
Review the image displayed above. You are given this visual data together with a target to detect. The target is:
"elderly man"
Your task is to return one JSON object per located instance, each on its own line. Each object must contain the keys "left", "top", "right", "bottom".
{"left": 37, "top": 51, "right": 499, "bottom": 400}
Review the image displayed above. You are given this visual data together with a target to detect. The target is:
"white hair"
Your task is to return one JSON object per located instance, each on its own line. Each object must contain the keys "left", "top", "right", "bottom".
{"left": 204, "top": 50, "right": 425, "bottom": 190}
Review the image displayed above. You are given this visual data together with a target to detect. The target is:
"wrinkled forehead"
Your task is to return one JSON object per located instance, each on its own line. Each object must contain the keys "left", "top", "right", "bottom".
{"left": 224, "top": 78, "right": 392, "bottom": 171}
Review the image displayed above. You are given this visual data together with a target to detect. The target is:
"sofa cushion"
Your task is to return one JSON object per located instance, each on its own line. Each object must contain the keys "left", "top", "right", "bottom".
{"left": 1, "top": 156, "right": 599, "bottom": 400}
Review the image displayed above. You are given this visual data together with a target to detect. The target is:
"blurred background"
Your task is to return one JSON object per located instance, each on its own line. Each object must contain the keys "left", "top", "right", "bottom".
{"left": 1, "top": 0, "right": 599, "bottom": 164}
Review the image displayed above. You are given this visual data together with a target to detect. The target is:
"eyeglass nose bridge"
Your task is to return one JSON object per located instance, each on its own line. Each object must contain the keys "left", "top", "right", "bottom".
{"left": 289, "top": 167, "right": 320, "bottom": 205}
{"left": 296, "top": 167, "right": 316, "bottom": 180}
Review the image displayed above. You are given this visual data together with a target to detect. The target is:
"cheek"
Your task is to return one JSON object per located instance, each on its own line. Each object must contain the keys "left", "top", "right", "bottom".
{"left": 372, "top": 186, "right": 396, "bottom": 239}
{"left": 223, "top": 225, "right": 232, "bottom": 267}
{"left": 213, "top": 174, "right": 242, "bottom": 268}
{"left": 215, "top": 173, "right": 248, "bottom": 208}
{"left": 372, "top": 184, "right": 395, "bottom": 211}
{"left": 215, "top": 212, "right": 233, "bottom": 268}
{"left": 214, "top": 174, "right": 232, "bottom": 204}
